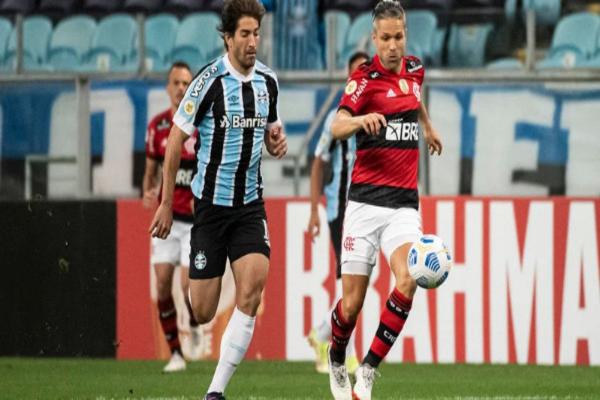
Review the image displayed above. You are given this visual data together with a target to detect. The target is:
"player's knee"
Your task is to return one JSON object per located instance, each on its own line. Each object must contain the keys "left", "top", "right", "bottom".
{"left": 396, "top": 272, "right": 417, "bottom": 297}
{"left": 155, "top": 280, "right": 172, "bottom": 301}
{"left": 341, "top": 296, "right": 363, "bottom": 323}
{"left": 192, "top": 306, "right": 216, "bottom": 324}
{"left": 236, "top": 287, "right": 263, "bottom": 316}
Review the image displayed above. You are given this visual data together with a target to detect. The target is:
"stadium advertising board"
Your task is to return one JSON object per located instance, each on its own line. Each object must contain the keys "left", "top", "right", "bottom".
{"left": 116, "top": 197, "right": 600, "bottom": 366}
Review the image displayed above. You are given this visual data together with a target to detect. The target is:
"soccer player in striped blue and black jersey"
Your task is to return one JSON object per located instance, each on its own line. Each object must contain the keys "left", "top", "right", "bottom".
{"left": 149, "top": 1, "right": 287, "bottom": 399}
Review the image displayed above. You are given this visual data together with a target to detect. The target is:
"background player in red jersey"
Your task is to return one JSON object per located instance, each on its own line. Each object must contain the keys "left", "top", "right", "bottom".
{"left": 325, "top": 1, "right": 443, "bottom": 399}
{"left": 143, "top": 61, "right": 200, "bottom": 373}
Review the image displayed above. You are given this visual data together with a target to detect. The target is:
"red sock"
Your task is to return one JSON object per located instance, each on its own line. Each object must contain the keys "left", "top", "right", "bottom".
{"left": 158, "top": 296, "right": 181, "bottom": 355}
{"left": 330, "top": 299, "right": 356, "bottom": 364}
{"left": 363, "top": 288, "right": 412, "bottom": 367}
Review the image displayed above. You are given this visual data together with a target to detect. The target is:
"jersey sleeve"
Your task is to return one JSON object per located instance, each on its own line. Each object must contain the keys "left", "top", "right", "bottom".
{"left": 145, "top": 120, "right": 158, "bottom": 159}
{"left": 314, "top": 109, "right": 336, "bottom": 162}
{"left": 338, "top": 68, "right": 369, "bottom": 116}
{"left": 404, "top": 56, "right": 425, "bottom": 85}
{"left": 265, "top": 72, "right": 282, "bottom": 130}
{"left": 173, "top": 63, "right": 220, "bottom": 136}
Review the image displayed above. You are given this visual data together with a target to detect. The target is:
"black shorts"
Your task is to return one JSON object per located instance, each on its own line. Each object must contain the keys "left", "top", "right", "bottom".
{"left": 329, "top": 214, "right": 343, "bottom": 279}
{"left": 189, "top": 198, "right": 271, "bottom": 280}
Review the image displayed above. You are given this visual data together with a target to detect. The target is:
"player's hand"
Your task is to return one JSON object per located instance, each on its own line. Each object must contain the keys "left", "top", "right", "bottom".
{"left": 266, "top": 126, "right": 287, "bottom": 159}
{"left": 149, "top": 203, "right": 173, "bottom": 239}
{"left": 360, "top": 113, "right": 387, "bottom": 136}
{"left": 142, "top": 188, "right": 159, "bottom": 209}
{"left": 307, "top": 210, "right": 320, "bottom": 241}
{"left": 423, "top": 124, "right": 443, "bottom": 155}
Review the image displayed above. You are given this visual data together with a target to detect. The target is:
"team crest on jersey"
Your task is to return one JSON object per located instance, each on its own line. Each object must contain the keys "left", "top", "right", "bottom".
{"left": 413, "top": 82, "right": 421, "bottom": 102}
{"left": 194, "top": 251, "right": 207, "bottom": 270}
{"left": 399, "top": 79, "right": 409, "bottom": 95}
{"left": 184, "top": 100, "right": 195, "bottom": 115}
{"left": 345, "top": 80, "right": 358, "bottom": 95}
{"left": 257, "top": 90, "right": 268, "bottom": 103}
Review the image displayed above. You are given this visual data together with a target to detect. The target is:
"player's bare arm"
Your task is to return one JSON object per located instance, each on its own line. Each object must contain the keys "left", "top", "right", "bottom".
{"left": 331, "top": 109, "right": 387, "bottom": 139}
{"left": 142, "top": 157, "right": 160, "bottom": 209}
{"left": 149, "top": 125, "right": 188, "bottom": 239}
{"left": 264, "top": 125, "right": 288, "bottom": 159}
{"left": 307, "top": 156, "right": 325, "bottom": 240}
{"left": 419, "top": 102, "right": 442, "bottom": 156}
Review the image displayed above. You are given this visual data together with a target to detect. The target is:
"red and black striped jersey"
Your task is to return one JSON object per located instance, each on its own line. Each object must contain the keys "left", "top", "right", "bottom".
{"left": 338, "top": 54, "right": 424, "bottom": 210}
{"left": 145, "top": 108, "right": 198, "bottom": 221}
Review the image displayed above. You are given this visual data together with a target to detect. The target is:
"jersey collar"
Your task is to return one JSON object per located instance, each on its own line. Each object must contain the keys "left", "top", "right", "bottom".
{"left": 373, "top": 54, "right": 404, "bottom": 76}
{"left": 224, "top": 53, "right": 256, "bottom": 82}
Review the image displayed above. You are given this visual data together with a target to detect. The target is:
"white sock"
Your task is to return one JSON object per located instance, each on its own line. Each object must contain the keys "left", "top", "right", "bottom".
{"left": 207, "top": 307, "right": 255, "bottom": 394}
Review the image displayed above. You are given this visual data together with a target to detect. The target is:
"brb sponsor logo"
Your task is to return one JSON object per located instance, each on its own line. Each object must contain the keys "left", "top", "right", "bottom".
{"left": 220, "top": 114, "right": 267, "bottom": 129}
{"left": 175, "top": 168, "right": 194, "bottom": 186}
{"left": 385, "top": 119, "right": 419, "bottom": 141}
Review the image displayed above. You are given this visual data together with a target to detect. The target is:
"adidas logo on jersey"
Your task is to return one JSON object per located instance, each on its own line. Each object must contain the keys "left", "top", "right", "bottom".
{"left": 386, "top": 89, "right": 397, "bottom": 98}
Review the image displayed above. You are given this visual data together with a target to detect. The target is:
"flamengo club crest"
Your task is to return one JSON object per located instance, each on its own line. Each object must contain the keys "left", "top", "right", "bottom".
{"left": 343, "top": 236, "right": 355, "bottom": 251}
{"left": 399, "top": 79, "right": 409, "bottom": 95}
{"left": 345, "top": 80, "right": 358, "bottom": 95}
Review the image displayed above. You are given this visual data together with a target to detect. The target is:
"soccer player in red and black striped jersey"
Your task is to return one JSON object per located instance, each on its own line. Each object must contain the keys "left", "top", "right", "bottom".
{"left": 325, "top": 1, "right": 443, "bottom": 399}
{"left": 143, "top": 61, "right": 200, "bottom": 373}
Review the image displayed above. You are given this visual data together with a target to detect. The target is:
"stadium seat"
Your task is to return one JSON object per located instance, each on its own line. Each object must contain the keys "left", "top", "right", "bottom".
{"left": 82, "top": 0, "right": 123, "bottom": 13}
{"left": 48, "top": 15, "right": 96, "bottom": 71}
{"left": 325, "top": 0, "right": 376, "bottom": 14}
{"left": 83, "top": 13, "right": 137, "bottom": 71}
{"left": 0, "top": 0, "right": 37, "bottom": 14}
{"left": 123, "top": 0, "right": 163, "bottom": 13}
{"left": 340, "top": 12, "right": 372, "bottom": 68}
{"left": 5, "top": 16, "right": 53, "bottom": 70}
{"left": 0, "top": 17, "right": 11, "bottom": 68}
{"left": 537, "top": 12, "right": 600, "bottom": 69}
{"left": 523, "top": 0, "right": 561, "bottom": 27}
{"left": 171, "top": 12, "right": 221, "bottom": 70}
{"left": 430, "top": 27, "right": 446, "bottom": 66}
{"left": 39, "top": 0, "right": 81, "bottom": 15}
{"left": 324, "top": 10, "right": 351, "bottom": 69}
{"left": 447, "top": 23, "right": 493, "bottom": 67}
{"left": 486, "top": 57, "right": 523, "bottom": 69}
{"left": 406, "top": 10, "right": 437, "bottom": 64}
{"left": 130, "top": 13, "right": 178, "bottom": 72}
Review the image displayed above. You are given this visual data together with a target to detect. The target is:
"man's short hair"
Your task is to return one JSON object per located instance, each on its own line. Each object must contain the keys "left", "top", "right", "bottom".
{"left": 219, "top": 0, "right": 266, "bottom": 50}
{"left": 348, "top": 51, "right": 369, "bottom": 70}
{"left": 168, "top": 61, "right": 192, "bottom": 76}
{"left": 372, "top": 0, "right": 405, "bottom": 22}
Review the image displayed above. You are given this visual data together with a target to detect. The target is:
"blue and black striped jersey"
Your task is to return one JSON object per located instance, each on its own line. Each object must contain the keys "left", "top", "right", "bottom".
{"left": 173, "top": 54, "right": 281, "bottom": 207}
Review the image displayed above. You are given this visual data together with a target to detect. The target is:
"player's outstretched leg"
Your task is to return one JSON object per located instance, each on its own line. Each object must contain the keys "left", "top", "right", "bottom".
{"left": 354, "top": 244, "right": 416, "bottom": 400}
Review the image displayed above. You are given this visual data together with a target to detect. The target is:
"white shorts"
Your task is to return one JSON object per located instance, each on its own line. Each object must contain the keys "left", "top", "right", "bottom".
{"left": 341, "top": 200, "right": 422, "bottom": 276}
{"left": 151, "top": 220, "right": 192, "bottom": 267}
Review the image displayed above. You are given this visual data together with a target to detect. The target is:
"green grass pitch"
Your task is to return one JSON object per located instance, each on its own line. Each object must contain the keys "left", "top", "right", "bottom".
{"left": 1, "top": 358, "right": 598, "bottom": 399}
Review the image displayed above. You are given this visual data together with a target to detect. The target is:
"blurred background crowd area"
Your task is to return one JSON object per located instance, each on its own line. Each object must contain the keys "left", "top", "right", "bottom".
{"left": 1, "top": 0, "right": 600, "bottom": 73}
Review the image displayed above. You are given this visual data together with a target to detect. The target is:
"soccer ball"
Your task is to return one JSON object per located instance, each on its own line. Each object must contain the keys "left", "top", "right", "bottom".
{"left": 407, "top": 234, "right": 452, "bottom": 289}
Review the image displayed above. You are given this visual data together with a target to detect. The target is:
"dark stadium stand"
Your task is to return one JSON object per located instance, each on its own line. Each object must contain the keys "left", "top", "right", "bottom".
{"left": 0, "top": 0, "right": 598, "bottom": 71}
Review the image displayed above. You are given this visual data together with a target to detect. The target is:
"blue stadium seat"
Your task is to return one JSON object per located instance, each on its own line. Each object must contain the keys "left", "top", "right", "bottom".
{"left": 39, "top": 0, "right": 81, "bottom": 14}
{"left": 538, "top": 12, "right": 600, "bottom": 69}
{"left": 340, "top": 12, "right": 372, "bottom": 68}
{"left": 0, "top": 17, "right": 11, "bottom": 69}
{"left": 486, "top": 57, "right": 523, "bottom": 69}
{"left": 0, "top": 0, "right": 37, "bottom": 14}
{"left": 83, "top": 14, "right": 137, "bottom": 72}
{"left": 447, "top": 23, "right": 493, "bottom": 67}
{"left": 123, "top": 0, "right": 163, "bottom": 13}
{"left": 406, "top": 10, "right": 437, "bottom": 64}
{"left": 523, "top": 0, "right": 561, "bottom": 27}
{"left": 505, "top": 0, "right": 517, "bottom": 23}
{"left": 82, "top": 0, "right": 123, "bottom": 13}
{"left": 324, "top": 10, "right": 351, "bottom": 69}
{"left": 5, "top": 16, "right": 53, "bottom": 70}
{"left": 171, "top": 12, "right": 221, "bottom": 71}
{"left": 48, "top": 15, "right": 96, "bottom": 71}
{"left": 579, "top": 56, "right": 600, "bottom": 68}
{"left": 131, "top": 13, "right": 178, "bottom": 72}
